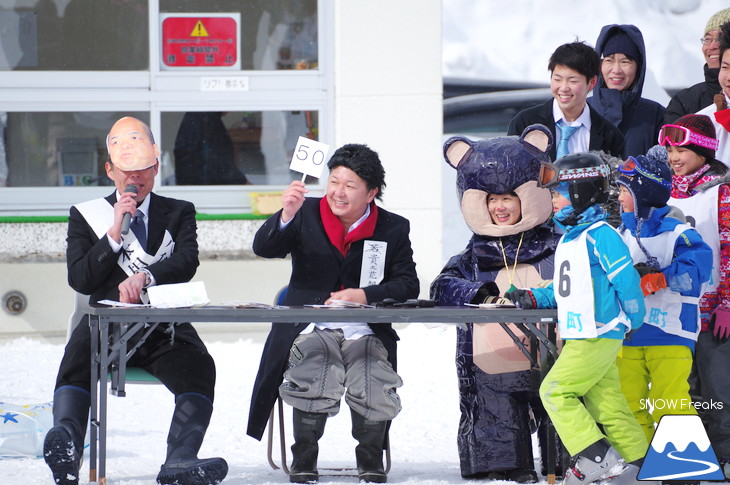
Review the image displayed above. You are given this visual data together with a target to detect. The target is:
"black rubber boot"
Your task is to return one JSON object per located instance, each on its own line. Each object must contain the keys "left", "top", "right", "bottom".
{"left": 156, "top": 393, "right": 228, "bottom": 485}
{"left": 43, "top": 386, "right": 90, "bottom": 485}
{"left": 290, "top": 408, "right": 327, "bottom": 484}
{"left": 351, "top": 409, "right": 388, "bottom": 483}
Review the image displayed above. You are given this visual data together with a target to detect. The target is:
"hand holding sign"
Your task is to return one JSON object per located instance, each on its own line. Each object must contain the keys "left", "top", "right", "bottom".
{"left": 289, "top": 136, "right": 331, "bottom": 181}
{"left": 281, "top": 181, "right": 308, "bottom": 223}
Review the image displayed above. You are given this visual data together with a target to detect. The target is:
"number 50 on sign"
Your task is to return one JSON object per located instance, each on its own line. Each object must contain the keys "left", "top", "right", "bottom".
{"left": 289, "top": 136, "right": 331, "bottom": 180}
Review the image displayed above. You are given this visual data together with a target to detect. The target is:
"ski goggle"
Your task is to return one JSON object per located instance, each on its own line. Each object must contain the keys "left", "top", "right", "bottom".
{"left": 538, "top": 162, "right": 560, "bottom": 188}
{"left": 538, "top": 161, "right": 611, "bottom": 189}
{"left": 617, "top": 157, "right": 638, "bottom": 176}
{"left": 657, "top": 124, "right": 719, "bottom": 150}
{"left": 617, "top": 156, "right": 671, "bottom": 189}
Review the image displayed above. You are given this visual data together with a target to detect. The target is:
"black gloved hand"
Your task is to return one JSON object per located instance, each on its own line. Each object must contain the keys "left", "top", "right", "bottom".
{"left": 471, "top": 281, "right": 500, "bottom": 304}
{"left": 634, "top": 262, "right": 660, "bottom": 277}
{"left": 505, "top": 289, "right": 537, "bottom": 309}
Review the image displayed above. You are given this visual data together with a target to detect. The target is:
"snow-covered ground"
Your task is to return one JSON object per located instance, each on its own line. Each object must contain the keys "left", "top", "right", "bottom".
{"left": 5, "top": 1, "right": 730, "bottom": 483}
{"left": 0, "top": 324, "right": 487, "bottom": 485}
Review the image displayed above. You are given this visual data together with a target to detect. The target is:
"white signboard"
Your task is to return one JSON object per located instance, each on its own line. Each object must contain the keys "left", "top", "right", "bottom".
{"left": 289, "top": 136, "right": 331, "bottom": 180}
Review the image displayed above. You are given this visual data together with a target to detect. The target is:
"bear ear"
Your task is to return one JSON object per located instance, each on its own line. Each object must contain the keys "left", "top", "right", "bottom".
{"left": 520, "top": 124, "right": 552, "bottom": 154}
{"left": 443, "top": 136, "right": 473, "bottom": 169}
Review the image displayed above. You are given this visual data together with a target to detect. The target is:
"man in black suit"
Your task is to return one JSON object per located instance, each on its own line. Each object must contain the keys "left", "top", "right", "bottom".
{"left": 43, "top": 117, "right": 227, "bottom": 485}
{"left": 247, "top": 144, "right": 419, "bottom": 484}
{"left": 508, "top": 41, "right": 624, "bottom": 160}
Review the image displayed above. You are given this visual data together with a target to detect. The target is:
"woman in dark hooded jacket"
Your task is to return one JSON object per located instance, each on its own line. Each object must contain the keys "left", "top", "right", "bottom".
{"left": 431, "top": 125, "right": 561, "bottom": 482}
{"left": 588, "top": 24, "right": 665, "bottom": 159}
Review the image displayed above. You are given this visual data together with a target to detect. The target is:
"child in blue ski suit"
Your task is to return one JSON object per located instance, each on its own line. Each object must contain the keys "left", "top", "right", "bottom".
{"left": 506, "top": 152, "right": 651, "bottom": 485}
{"left": 615, "top": 149, "right": 712, "bottom": 442}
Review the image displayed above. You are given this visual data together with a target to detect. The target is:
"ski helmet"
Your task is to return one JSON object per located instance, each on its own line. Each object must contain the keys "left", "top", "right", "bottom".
{"left": 538, "top": 152, "right": 611, "bottom": 214}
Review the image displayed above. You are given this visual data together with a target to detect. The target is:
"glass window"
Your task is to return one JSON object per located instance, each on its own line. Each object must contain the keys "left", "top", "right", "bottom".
{"left": 159, "top": 0, "right": 317, "bottom": 70}
{"left": 160, "top": 110, "right": 319, "bottom": 186}
{"left": 0, "top": 1, "right": 318, "bottom": 72}
{"left": 0, "top": 1, "right": 149, "bottom": 71}
{"left": 1, "top": 112, "right": 148, "bottom": 187}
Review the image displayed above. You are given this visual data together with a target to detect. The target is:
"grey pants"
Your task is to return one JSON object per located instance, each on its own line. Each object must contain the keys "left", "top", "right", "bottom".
{"left": 280, "top": 328, "right": 403, "bottom": 421}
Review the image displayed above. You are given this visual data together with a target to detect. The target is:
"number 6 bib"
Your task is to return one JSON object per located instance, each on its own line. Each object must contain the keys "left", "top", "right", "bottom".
{"left": 554, "top": 221, "right": 607, "bottom": 339}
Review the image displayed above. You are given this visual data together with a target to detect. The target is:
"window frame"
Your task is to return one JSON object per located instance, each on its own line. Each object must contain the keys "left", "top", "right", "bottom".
{"left": 0, "top": 0, "right": 333, "bottom": 217}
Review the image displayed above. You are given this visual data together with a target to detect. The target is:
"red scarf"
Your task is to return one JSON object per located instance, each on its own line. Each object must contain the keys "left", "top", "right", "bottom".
{"left": 671, "top": 163, "right": 716, "bottom": 199}
{"left": 319, "top": 196, "right": 378, "bottom": 256}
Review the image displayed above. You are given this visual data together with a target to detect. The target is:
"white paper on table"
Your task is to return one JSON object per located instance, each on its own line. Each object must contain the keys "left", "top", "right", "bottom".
{"left": 221, "top": 301, "right": 275, "bottom": 309}
{"left": 305, "top": 300, "right": 375, "bottom": 309}
{"left": 147, "top": 281, "right": 210, "bottom": 308}
{"left": 97, "top": 299, "right": 150, "bottom": 308}
{"left": 464, "top": 302, "right": 516, "bottom": 309}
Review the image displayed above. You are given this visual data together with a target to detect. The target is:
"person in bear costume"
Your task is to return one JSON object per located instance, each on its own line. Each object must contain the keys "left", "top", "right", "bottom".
{"left": 431, "top": 124, "right": 562, "bottom": 482}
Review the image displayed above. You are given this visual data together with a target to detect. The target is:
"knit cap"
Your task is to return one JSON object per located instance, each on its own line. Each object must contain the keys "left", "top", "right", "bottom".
{"left": 602, "top": 30, "right": 641, "bottom": 63}
{"left": 671, "top": 114, "right": 718, "bottom": 162}
{"left": 705, "top": 8, "right": 730, "bottom": 35}
{"left": 616, "top": 150, "right": 671, "bottom": 220}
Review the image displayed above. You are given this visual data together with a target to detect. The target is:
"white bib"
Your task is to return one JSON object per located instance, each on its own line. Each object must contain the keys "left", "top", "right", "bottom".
{"left": 621, "top": 224, "right": 700, "bottom": 341}
{"left": 554, "top": 221, "right": 625, "bottom": 338}
{"left": 670, "top": 186, "right": 720, "bottom": 293}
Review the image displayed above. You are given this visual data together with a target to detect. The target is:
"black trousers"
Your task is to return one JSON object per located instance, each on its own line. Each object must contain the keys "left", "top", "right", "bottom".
{"left": 56, "top": 315, "right": 216, "bottom": 401}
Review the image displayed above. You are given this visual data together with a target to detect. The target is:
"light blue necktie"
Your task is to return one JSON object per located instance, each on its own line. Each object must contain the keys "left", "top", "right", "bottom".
{"left": 129, "top": 209, "right": 147, "bottom": 250}
{"left": 556, "top": 123, "right": 579, "bottom": 160}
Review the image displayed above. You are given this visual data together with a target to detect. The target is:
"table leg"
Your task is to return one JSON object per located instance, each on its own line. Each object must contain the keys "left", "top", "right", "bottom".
{"left": 540, "top": 320, "right": 561, "bottom": 485}
{"left": 99, "top": 317, "right": 109, "bottom": 483}
{"left": 89, "top": 313, "right": 99, "bottom": 483}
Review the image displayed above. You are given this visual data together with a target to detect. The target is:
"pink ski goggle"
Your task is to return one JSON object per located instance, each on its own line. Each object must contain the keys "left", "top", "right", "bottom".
{"left": 658, "top": 124, "right": 719, "bottom": 150}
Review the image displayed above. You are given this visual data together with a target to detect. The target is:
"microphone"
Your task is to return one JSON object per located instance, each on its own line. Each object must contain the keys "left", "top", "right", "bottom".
{"left": 120, "top": 184, "right": 138, "bottom": 235}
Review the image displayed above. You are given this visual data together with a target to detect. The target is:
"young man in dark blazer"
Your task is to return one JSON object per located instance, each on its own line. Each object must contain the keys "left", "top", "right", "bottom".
{"left": 44, "top": 117, "right": 227, "bottom": 485}
{"left": 247, "top": 144, "right": 420, "bottom": 483}
{"left": 508, "top": 41, "right": 625, "bottom": 160}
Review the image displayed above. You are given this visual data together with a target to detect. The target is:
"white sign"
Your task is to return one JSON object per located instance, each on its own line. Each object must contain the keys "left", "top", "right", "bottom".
{"left": 289, "top": 136, "right": 330, "bottom": 179}
{"left": 200, "top": 76, "right": 249, "bottom": 91}
{"left": 360, "top": 240, "right": 387, "bottom": 287}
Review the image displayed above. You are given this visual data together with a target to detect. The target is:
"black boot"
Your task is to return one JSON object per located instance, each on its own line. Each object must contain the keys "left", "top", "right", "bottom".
{"left": 156, "top": 393, "right": 228, "bottom": 485}
{"left": 290, "top": 408, "right": 327, "bottom": 484}
{"left": 351, "top": 409, "right": 388, "bottom": 483}
{"left": 44, "top": 386, "right": 90, "bottom": 485}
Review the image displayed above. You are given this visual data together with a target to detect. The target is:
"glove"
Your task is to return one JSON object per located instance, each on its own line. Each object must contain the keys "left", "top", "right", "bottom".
{"left": 505, "top": 289, "right": 536, "bottom": 309}
{"left": 482, "top": 296, "right": 513, "bottom": 306}
{"left": 640, "top": 272, "right": 667, "bottom": 296}
{"left": 625, "top": 328, "right": 639, "bottom": 341}
{"left": 471, "top": 282, "right": 500, "bottom": 304}
{"left": 634, "top": 262, "right": 660, "bottom": 277}
{"left": 710, "top": 307, "right": 730, "bottom": 343}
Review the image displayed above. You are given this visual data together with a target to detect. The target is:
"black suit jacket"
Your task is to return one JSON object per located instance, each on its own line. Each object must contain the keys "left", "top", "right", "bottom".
{"left": 507, "top": 98, "right": 625, "bottom": 159}
{"left": 246, "top": 198, "right": 420, "bottom": 440}
{"left": 67, "top": 192, "right": 199, "bottom": 304}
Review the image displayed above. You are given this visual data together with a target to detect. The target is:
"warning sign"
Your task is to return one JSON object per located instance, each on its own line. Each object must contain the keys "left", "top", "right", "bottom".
{"left": 161, "top": 14, "right": 240, "bottom": 69}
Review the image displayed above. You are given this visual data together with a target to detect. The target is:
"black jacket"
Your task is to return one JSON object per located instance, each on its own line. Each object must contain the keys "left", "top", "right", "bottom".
{"left": 246, "top": 198, "right": 419, "bottom": 440}
{"left": 507, "top": 99, "right": 625, "bottom": 159}
{"left": 587, "top": 24, "right": 665, "bottom": 158}
{"left": 664, "top": 64, "right": 721, "bottom": 124}
{"left": 67, "top": 192, "right": 199, "bottom": 303}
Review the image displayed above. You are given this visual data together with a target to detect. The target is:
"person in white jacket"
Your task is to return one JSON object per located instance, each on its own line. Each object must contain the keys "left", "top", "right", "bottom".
{"left": 697, "top": 21, "right": 730, "bottom": 168}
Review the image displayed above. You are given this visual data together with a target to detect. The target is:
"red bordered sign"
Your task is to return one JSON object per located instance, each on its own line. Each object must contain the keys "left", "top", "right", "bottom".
{"left": 161, "top": 14, "right": 240, "bottom": 69}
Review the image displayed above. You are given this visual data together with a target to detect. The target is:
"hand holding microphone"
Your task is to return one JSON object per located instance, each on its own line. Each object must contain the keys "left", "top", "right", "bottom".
{"left": 120, "top": 184, "right": 138, "bottom": 235}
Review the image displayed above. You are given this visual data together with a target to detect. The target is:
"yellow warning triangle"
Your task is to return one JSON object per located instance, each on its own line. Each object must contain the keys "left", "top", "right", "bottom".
{"left": 190, "top": 20, "right": 209, "bottom": 37}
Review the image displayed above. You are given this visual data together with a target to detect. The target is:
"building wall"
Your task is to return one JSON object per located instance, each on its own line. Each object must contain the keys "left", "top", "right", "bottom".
{"left": 0, "top": 1, "right": 444, "bottom": 339}
{"left": 335, "top": 1, "right": 444, "bottom": 296}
